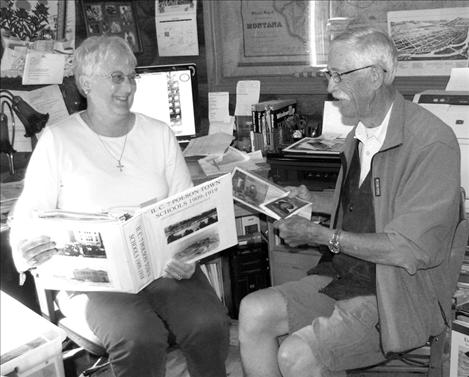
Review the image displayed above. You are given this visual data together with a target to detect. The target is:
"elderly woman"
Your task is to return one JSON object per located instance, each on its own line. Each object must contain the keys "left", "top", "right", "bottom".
{"left": 9, "top": 36, "right": 230, "bottom": 377}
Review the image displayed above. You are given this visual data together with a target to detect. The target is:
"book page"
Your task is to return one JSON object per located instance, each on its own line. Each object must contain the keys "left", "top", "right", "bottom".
{"left": 142, "top": 174, "right": 238, "bottom": 278}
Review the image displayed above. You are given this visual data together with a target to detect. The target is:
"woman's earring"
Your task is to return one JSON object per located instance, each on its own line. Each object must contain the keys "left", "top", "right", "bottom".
{"left": 84, "top": 89, "right": 90, "bottom": 96}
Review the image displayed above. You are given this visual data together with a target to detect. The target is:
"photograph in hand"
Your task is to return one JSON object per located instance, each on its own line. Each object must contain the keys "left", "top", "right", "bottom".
{"left": 232, "top": 167, "right": 286, "bottom": 213}
{"left": 262, "top": 196, "right": 311, "bottom": 220}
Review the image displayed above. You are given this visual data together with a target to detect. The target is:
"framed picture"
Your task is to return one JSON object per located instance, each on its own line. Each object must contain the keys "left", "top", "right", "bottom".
{"left": 81, "top": 0, "right": 142, "bottom": 53}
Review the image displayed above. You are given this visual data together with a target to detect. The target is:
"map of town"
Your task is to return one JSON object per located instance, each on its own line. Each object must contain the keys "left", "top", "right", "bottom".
{"left": 390, "top": 17, "right": 469, "bottom": 60}
{"left": 272, "top": 0, "right": 309, "bottom": 45}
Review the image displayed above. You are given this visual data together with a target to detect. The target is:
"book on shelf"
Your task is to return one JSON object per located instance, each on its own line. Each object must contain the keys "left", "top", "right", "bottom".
{"left": 232, "top": 167, "right": 312, "bottom": 220}
{"left": 200, "top": 258, "right": 225, "bottom": 304}
{"left": 33, "top": 174, "right": 237, "bottom": 293}
{"left": 250, "top": 99, "right": 297, "bottom": 152}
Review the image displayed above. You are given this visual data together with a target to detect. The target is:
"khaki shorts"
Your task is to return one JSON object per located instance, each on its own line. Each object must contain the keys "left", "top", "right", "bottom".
{"left": 272, "top": 275, "right": 386, "bottom": 372}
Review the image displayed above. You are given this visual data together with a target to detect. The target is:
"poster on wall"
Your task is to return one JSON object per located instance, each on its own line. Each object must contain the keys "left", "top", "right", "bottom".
{"left": 81, "top": 1, "right": 142, "bottom": 53}
{"left": 387, "top": 7, "right": 469, "bottom": 76}
{"left": 0, "top": 0, "right": 75, "bottom": 78}
{"left": 155, "top": 0, "right": 198, "bottom": 57}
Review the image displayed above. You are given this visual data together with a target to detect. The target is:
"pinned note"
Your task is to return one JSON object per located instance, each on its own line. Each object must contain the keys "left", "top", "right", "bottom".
{"left": 234, "top": 80, "right": 260, "bottom": 116}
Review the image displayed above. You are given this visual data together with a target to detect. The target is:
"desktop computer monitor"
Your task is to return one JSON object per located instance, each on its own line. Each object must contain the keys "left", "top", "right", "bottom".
{"left": 131, "top": 63, "right": 199, "bottom": 142}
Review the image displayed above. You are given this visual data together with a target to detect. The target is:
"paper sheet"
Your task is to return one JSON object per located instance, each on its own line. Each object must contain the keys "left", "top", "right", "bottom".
{"left": 446, "top": 68, "right": 469, "bottom": 91}
{"left": 9, "top": 85, "right": 69, "bottom": 152}
{"left": 22, "top": 50, "right": 65, "bottom": 85}
{"left": 322, "top": 101, "right": 354, "bottom": 138}
{"left": 182, "top": 132, "right": 235, "bottom": 157}
{"left": 209, "top": 116, "right": 235, "bottom": 135}
{"left": 234, "top": 80, "right": 260, "bottom": 116}
{"left": 155, "top": 0, "right": 199, "bottom": 56}
{"left": 209, "top": 92, "right": 230, "bottom": 123}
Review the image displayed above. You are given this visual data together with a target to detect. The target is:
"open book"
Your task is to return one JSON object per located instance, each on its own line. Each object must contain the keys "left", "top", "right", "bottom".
{"left": 33, "top": 174, "right": 237, "bottom": 293}
{"left": 231, "top": 167, "right": 312, "bottom": 220}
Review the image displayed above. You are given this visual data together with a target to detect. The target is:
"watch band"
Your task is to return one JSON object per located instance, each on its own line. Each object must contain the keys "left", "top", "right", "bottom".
{"left": 328, "top": 230, "right": 342, "bottom": 254}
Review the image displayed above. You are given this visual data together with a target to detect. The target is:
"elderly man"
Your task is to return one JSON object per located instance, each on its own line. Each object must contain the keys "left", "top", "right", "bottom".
{"left": 238, "top": 26, "right": 460, "bottom": 377}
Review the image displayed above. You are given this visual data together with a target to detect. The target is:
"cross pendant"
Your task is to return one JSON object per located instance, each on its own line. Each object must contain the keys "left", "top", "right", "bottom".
{"left": 116, "top": 161, "right": 124, "bottom": 171}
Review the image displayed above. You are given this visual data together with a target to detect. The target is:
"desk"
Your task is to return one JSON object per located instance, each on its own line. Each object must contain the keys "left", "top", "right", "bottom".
{"left": 267, "top": 152, "right": 339, "bottom": 285}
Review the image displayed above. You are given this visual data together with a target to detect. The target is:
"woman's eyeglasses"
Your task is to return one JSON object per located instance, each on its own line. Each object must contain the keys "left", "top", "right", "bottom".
{"left": 101, "top": 71, "right": 140, "bottom": 85}
{"left": 321, "top": 65, "right": 387, "bottom": 83}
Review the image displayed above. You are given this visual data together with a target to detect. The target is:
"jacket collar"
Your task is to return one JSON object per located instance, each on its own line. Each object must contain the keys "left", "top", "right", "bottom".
{"left": 343, "top": 88, "right": 404, "bottom": 156}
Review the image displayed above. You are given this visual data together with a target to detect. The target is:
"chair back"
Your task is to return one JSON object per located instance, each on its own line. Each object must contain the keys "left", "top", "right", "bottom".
{"left": 446, "top": 188, "right": 469, "bottom": 304}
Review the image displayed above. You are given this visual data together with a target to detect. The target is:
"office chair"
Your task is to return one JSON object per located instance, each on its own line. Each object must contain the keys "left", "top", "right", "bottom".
{"left": 33, "top": 282, "right": 110, "bottom": 376}
{"left": 349, "top": 187, "right": 469, "bottom": 377}
{"left": 34, "top": 282, "right": 183, "bottom": 376}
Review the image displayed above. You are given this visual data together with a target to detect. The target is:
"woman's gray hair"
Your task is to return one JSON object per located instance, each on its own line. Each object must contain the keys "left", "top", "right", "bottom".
{"left": 332, "top": 26, "right": 398, "bottom": 85}
{"left": 73, "top": 35, "right": 137, "bottom": 95}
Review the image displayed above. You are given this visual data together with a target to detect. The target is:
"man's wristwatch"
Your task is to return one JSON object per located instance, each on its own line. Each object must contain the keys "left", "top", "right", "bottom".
{"left": 328, "top": 230, "right": 342, "bottom": 254}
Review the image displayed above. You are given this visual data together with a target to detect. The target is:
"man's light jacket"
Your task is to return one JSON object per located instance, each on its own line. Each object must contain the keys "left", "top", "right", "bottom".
{"left": 330, "top": 91, "right": 461, "bottom": 353}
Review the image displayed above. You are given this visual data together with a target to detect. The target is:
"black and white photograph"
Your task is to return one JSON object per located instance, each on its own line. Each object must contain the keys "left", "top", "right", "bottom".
{"left": 262, "top": 196, "right": 311, "bottom": 220}
{"left": 164, "top": 208, "right": 218, "bottom": 243}
{"left": 232, "top": 169, "right": 270, "bottom": 209}
{"left": 172, "top": 229, "right": 220, "bottom": 263}
{"left": 56, "top": 229, "right": 107, "bottom": 258}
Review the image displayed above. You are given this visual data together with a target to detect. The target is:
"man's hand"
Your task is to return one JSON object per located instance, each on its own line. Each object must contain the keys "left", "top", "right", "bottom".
{"left": 163, "top": 258, "right": 196, "bottom": 280}
{"left": 273, "top": 215, "right": 328, "bottom": 247}
{"left": 18, "top": 235, "right": 57, "bottom": 269}
{"left": 285, "top": 184, "right": 313, "bottom": 202}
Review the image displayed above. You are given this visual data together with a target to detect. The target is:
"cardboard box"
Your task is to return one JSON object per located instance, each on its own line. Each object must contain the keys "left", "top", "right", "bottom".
{"left": 0, "top": 291, "right": 67, "bottom": 377}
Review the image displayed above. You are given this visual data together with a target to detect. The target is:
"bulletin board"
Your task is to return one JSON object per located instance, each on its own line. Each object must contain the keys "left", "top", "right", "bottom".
{"left": 203, "top": 0, "right": 468, "bottom": 95}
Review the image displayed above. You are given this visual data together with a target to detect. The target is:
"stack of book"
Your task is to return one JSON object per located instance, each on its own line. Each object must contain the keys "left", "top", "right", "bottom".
{"left": 250, "top": 99, "right": 297, "bottom": 152}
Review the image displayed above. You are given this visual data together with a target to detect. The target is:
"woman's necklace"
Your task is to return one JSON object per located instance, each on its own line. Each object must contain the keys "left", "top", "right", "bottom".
{"left": 83, "top": 112, "right": 129, "bottom": 172}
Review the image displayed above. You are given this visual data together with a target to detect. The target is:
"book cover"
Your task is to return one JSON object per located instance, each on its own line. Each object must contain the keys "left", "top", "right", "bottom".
{"left": 33, "top": 174, "right": 238, "bottom": 293}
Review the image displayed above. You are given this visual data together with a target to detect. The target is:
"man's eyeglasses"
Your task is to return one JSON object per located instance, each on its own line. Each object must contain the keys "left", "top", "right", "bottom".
{"left": 321, "top": 65, "right": 386, "bottom": 83}
{"left": 102, "top": 71, "right": 140, "bottom": 85}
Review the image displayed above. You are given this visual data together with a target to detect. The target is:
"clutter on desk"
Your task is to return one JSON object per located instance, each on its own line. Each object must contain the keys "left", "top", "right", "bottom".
{"left": 0, "top": 178, "right": 24, "bottom": 231}
{"left": 182, "top": 132, "right": 235, "bottom": 157}
{"left": 198, "top": 147, "right": 265, "bottom": 177}
{"left": 283, "top": 136, "right": 344, "bottom": 155}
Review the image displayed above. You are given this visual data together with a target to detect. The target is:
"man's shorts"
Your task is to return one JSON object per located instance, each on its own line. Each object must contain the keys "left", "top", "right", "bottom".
{"left": 271, "top": 274, "right": 386, "bottom": 372}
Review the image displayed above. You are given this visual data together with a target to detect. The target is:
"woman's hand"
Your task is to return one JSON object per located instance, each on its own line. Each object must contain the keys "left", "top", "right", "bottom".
{"left": 18, "top": 235, "right": 57, "bottom": 270}
{"left": 163, "top": 258, "right": 196, "bottom": 280}
{"left": 284, "top": 184, "right": 313, "bottom": 202}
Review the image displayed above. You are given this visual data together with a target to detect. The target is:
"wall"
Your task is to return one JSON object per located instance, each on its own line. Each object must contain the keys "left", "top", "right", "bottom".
{"left": 0, "top": 0, "right": 211, "bottom": 171}
{"left": 203, "top": 0, "right": 469, "bottom": 121}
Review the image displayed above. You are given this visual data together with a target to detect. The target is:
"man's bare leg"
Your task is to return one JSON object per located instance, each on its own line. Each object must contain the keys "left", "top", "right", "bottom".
{"left": 238, "top": 288, "right": 289, "bottom": 377}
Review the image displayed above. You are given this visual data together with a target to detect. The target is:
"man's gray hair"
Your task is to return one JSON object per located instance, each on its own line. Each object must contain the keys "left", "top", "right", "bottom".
{"left": 73, "top": 35, "right": 137, "bottom": 95}
{"left": 332, "top": 26, "right": 398, "bottom": 85}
